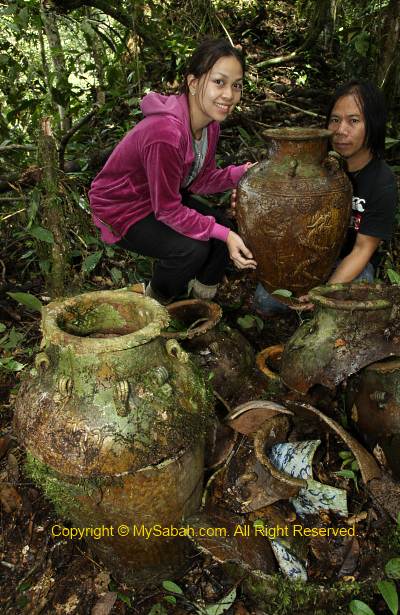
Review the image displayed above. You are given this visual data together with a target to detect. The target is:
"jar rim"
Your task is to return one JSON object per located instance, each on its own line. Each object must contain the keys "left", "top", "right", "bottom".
{"left": 308, "top": 283, "right": 394, "bottom": 311}
{"left": 41, "top": 290, "right": 170, "bottom": 353}
{"left": 262, "top": 127, "right": 333, "bottom": 141}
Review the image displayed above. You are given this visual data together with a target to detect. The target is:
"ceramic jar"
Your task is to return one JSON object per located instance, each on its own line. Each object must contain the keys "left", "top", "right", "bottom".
{"left": 14, "top": 290, "right": 213, "bottom": 586}
{"left": 280, "top": 283, "right": 400, "bottom": 393}
{"left": 236, "top": 127, "right": 352, "bottom": 297}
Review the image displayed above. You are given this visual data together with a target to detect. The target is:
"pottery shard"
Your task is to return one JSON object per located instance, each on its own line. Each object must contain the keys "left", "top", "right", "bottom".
{"left": 186, "top": 508, "right": 276, "bottom": 574}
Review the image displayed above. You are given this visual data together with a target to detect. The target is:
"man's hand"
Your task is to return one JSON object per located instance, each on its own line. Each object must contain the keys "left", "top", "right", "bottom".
{"left": 228, "top": 162, "right": 257, "bottom": 218}
{"left": 226, "top": 231, "right": 257, "bottom": 269}
{"left": 290, "top": 294, "right": 314, "bottom": 311}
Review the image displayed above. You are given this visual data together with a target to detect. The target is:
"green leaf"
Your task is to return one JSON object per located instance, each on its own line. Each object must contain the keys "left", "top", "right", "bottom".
{"left": 387, "top": 269, "right": 400, "bottom": 284}
{"left": 272, "top": 288, "right": 292, "bottom": 298}
{"left": 110, "top": 267, "right": 122, "bottom": 284}
{"left": 163, "top": 595, "right": 177, "bottom": 605}
{"left": 162, "top": 580, "right": 183, "bottom": 594}
{"left": 237, "top": 314, "right": 257, "bottom": 329}
{"left": 0, "top": 323, "right": 6, "bottom": 333}
{"left": 117, "top": 592, "right": 132, "bottom": 607}
{"left": 147, "top": 604, "right": 167, "bottom": 615}
{"left": 82, "top": 250, "right": 103, "bottom": 273}
{"left": 29, "top": 226, "right": 54, "bottom": 244}
{"left": 338, "top": 451, "right": 353, "bottom": 460}
{"left": 377, "top": 579, "right": 398, "bottom": 615}
{"left": 385, "top": 558, "right": 400, "bottom": 579}
{"left": 335, "top": 469, "right": 356, "bottom": 479}
{"left": 0, "top": 358, "right": 26, "bottom": 372}
{"left": 7, "top": 292, "right": 42, "bottom": 312}
{"left": 204, "top": 588, "right": 236, "bottom": 615}
{"left": 349, "top": 599, "right": 376, "bottom": 615}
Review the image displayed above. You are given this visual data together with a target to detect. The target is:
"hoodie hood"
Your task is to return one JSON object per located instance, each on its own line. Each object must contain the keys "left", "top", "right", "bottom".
{"left": 140, "top": 92, "right": 188, "bottom": 121}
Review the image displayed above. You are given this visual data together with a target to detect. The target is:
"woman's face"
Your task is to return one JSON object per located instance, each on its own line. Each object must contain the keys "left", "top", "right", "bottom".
{"left": 327, "top": 94, "right": 372, "bottom": 169}
{"left": 187, "top": 55, "right": 243, "bottom": 128}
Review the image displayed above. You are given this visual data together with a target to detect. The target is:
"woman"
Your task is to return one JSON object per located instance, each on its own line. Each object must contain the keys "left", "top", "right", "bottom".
{"left": 89, "top": 38, "right": 256, "bottom": 304}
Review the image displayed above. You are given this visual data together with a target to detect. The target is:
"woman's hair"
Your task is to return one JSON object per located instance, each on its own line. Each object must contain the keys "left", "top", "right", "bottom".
{"left": 181, "top": 38, "right": 245, "bottom": 95}
{"left": 326, "top": 79, "right": 387, "bottom": 158}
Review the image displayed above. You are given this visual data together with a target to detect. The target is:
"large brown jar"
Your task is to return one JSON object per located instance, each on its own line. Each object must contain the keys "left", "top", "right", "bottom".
{"left": 14, "top": 290, "right": 213, "bottom": 586}
{"left": 236, "top": 128, "right": 352, "bottom": 296}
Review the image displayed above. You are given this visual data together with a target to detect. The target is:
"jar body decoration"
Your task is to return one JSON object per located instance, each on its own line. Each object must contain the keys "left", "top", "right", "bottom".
{"left": 14, "top": 290, "right": 213, "bottom": 586}
{"left": 280, "top": 283, "right": 400, "bottom": 393}
{"left": 236, "top": 128, "right": 352, "bottom": 297}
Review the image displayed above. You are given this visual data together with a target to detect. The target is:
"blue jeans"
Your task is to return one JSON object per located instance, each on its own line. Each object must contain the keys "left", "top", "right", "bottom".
{"left": 254, "top": 262, "right": 375, "bottom": 317}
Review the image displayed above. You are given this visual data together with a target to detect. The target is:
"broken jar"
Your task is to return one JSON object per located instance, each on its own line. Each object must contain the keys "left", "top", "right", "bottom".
{"left": 280, "top": 282, "right": 400, "bottom": 393}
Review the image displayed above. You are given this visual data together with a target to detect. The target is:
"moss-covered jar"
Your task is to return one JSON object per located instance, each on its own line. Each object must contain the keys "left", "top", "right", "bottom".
{"left": 14, "top": 290, "right": 213, "bottom": 586}
{"left": 280, "top": 283, "right": 400, "bottom": 393}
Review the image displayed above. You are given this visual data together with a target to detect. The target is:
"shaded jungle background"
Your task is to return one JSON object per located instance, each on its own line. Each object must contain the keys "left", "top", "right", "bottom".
{"left": 1, "top": 0, "right": 400, "bottom": 614}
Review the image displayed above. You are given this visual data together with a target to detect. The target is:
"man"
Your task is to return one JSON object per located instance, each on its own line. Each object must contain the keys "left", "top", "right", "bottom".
{"left": 254, "top": 79, "right": 398, "bottom": 316}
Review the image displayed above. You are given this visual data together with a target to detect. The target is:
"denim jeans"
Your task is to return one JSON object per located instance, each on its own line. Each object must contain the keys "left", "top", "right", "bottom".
{"left": 253, "top": 262, "right": 375, "bottom": 316}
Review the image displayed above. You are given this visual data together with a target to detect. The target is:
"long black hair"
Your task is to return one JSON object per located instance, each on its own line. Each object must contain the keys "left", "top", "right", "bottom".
{"left": 326, "top": 79, "right": 387, "bottom": 158}
{"left": 181, "top": 38, "right": 245, "bottom": 95}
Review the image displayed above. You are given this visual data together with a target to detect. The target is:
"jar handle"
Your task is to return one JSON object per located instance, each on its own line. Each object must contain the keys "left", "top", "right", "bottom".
{"left": 288, "top": 158, "right": 298, "bottom": 177}
{"left": 165, "top": 339, "right": 189, "bottom": 363}
{"left": 322, "top": 154, "right": 342, "bottom": 176}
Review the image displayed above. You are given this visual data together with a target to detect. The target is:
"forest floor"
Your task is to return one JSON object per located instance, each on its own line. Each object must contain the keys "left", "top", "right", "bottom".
{"left": 1, "top": 28, "right": 400, "bottom": 615}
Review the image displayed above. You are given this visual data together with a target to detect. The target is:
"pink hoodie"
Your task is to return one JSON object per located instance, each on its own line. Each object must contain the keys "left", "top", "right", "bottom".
{"left": 88, "top": 93, "right": 248, "bottom": 244}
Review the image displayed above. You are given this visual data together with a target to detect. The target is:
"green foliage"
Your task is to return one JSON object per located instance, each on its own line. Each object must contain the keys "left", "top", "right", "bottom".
{"left": 385, "top": 558, "right": 400, "bottom": 579}
{"left": 7, "top": 291, "right": 42, "bottom": 312}
{"left": 376, "top": 580, "right": 398, "bottom": 615}
{"left": 349, "top": 600, "right": 375, "bottom": 615}
{"left": 272, "top": 289, "right": 293, "bottom": 298}
{"left": 386, "top": 269, "right": 400, "bottom": 285}
{"left": 237, "top": 314, "right": 264, "bottom": 332}
{"left": 335, "top": 451, "right": 360, "bottom": 491}
{"left": 161, "top": 580, "right": 183, "bottom": 595}
{"left": 147, "top": 581, "right": 236, "bottom": 615}
{"left": 0, "top": 324, "right": 26, "bottom": 372}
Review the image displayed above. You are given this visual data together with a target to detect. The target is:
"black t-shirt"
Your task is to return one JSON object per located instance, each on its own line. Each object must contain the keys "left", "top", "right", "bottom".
{"left": 340, "top": 158, "right": 398, "bottom": 267}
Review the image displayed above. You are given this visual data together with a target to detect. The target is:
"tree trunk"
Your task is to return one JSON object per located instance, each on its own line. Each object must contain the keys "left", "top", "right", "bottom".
{"left": 40, "top": 2, "right": 72, "bottom": 132}
{"left": 376, "top": 0, "right": 400, "bottom": 112}
{"left": 297, "top": 0, "right": 332, "bottom": 53}
{"left": 37, "top": 118, "right": 69, "bottom": 298}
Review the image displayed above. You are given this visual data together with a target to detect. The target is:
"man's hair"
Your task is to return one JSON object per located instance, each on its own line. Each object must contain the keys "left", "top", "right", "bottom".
{"left": 181, "top": 38, "right": 245, "bottom": 95}
{"left": 326, "top": 79, "right": 387, "bottom": 158}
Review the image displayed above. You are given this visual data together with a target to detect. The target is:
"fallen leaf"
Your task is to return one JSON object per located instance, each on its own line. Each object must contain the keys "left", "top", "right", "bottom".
{"left": 91, "top": 592, "right": 117, "bottom": 615}
{"left": 334, "top": 338, "right": 346, "bottom": 348}
{"left": 0, "top": 435, "right": 13, "bottom": 460}
{"left": 7, "top": 452, "right": 19, "bottom": 482}
{"left": 0, "top": 483, "right": 23, "bottom": 512}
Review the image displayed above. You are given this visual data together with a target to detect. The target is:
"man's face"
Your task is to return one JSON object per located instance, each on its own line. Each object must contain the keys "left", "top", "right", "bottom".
{"left": 328, "top": 94, "right": 372, "bottom": 170}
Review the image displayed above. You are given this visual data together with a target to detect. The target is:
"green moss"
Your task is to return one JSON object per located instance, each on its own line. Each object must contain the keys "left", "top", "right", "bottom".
{"left": 25, "top": 452, "right": 109, "bottom": 520}
{"left": 242, "top": 572, "right": 372, "bottom": 615}
{"left": 59, "top": 303, "right": 126, "bottom": 336}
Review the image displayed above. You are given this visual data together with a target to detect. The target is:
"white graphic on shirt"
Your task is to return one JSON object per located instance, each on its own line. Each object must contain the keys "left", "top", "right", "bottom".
{"left": 352, "top": 197, "right": 365, "bottom": 212}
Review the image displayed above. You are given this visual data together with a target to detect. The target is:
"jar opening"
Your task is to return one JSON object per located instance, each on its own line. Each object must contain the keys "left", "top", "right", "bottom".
{"left": 57, "top": 300, "right": 153, "bottom": 338}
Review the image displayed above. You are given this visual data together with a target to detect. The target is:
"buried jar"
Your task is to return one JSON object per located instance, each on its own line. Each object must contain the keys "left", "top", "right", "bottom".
{"left": 14, "top": 290, "right": 213, "bottom": 586}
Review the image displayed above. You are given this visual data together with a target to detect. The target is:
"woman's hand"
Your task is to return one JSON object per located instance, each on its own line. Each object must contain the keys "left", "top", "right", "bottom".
{"left": 226, "top": 231, "right": 257, "bottom": 269}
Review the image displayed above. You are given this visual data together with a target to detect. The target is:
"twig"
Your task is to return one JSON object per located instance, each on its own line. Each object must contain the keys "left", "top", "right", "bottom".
{"left": 255, "top": 51, "right": 299, "bottom": 68}
{"left": 0, "top": 144, "right": 36, "bottom": 152}
{"left": 272, "top": 98, "right": 324, "bottom": 119}
{"left": 59, "top": 107, "right": 98, "bottom": 170}
{"left": 0, "top": 208, "right": 26, "bottom": 222}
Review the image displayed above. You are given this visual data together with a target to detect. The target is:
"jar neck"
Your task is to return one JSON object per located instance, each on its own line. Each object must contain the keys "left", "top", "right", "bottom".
{"left": 267, "top": 136, "right": 328, "bottom": 164}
